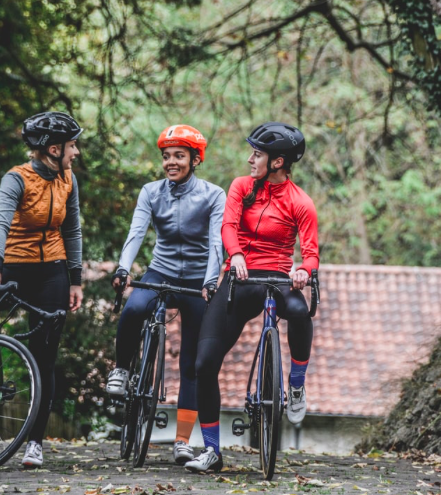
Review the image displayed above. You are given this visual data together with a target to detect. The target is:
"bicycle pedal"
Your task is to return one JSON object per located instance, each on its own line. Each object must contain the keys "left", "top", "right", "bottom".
{"left": 109, "top": 398, "right": 125, "bottom": 408}
{"left": 155, "top": 411, "right": 168, "bottom": 429}
{"left": 232, "top": 417, "right": 250, "bottom": 436}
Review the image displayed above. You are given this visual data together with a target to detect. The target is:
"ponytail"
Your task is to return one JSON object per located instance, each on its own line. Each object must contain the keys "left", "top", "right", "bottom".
{"left": 243, "top": 177, "right": 266, "bottom": 208}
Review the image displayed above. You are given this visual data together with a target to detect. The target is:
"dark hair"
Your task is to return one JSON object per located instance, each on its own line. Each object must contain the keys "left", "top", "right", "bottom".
{"left": 243, "top": 177, "right": 266, "bottom": 208}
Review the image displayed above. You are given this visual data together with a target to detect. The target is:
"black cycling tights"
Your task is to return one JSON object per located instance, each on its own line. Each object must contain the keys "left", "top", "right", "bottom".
{"left": 116, "top": 269, "right": 206, "bottom": 412}
{"left": 195, "top": 270, "right": 313, "bottom": 425}
{"left": 2, "top": 261, "right": 69, "bottom": 444}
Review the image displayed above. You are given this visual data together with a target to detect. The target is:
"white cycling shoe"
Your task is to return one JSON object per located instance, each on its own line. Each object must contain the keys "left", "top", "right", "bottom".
{"left": 287, "top": 384, "right": 307, "bottom": 424}
{"left": 185, "top": 446, "right": 223, "bottom": 472}
{"left": 22, "top": 441, "right": 43, "bottom": 467}
{"left": 173, "top": 441, "right": 194, "bottom": 464}
{"left": 106, "top": 368, "right": 129, "bottom": 396}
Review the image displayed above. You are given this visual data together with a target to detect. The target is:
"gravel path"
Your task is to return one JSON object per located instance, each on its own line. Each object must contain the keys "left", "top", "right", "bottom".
{"left": 1, "top": 440, "right": 441, "bottom": 494}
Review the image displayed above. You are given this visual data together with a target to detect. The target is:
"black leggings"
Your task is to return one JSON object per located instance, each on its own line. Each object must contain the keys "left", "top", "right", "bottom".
{"left": 2, "top": 261, "right": 69, "bottom": 444}
{"left": 195, "top": 270, "right": 313, "bottom": 424}
{"left": 116, "top": 269, "right": 206, "bottom": 411}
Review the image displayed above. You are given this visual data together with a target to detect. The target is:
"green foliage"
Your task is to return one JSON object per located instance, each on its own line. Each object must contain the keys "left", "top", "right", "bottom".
{"left": 2, "top": 0, "right": 441, "bottom": 426}
{"left": 386, "top": 0, "right": 441, "bottom": 112}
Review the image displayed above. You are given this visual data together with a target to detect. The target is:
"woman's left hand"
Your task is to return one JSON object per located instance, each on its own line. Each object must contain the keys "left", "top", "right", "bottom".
{"left": 70, "top": 285, "right": 83, "bottom": 311}
{"left": 290, "top": 269, "right": 309, "bottom": 290}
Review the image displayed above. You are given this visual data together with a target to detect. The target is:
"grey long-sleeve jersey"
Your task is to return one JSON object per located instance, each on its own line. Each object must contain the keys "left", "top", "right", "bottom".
{"left": 119, "top": 174, "right": 226, "bottom": 287}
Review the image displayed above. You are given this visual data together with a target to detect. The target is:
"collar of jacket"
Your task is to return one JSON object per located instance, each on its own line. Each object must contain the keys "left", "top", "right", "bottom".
{"left": 257, "top": 176, "right": 292, "bottom": 200}
{"left": 168, "top": 173, "right": 197, "bottom": 198}
{"left": 32, "top": 159, "right": 59, "bottom": 181}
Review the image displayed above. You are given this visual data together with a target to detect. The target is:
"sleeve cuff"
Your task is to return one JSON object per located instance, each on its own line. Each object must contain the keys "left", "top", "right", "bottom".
{"left": 69, "top": 267, "right": 82, "bottom": 286}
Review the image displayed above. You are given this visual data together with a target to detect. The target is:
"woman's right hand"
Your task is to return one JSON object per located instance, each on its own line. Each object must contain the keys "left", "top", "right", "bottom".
{"left": 231, "top": 254, "right": 248, "bottom": 280}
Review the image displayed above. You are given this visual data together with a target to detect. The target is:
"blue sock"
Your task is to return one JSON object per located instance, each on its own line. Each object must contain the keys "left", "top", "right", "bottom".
{"left": 200, "top": 421, "right": 220, "bottom": 454}
{"left": 289, "top": 358, "right": 309, "bottom": 388}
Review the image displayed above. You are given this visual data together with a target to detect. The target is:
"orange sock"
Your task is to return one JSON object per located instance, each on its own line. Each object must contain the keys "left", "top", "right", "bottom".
{"left": 175, "top": 408, "right": 198, "bottom": 444}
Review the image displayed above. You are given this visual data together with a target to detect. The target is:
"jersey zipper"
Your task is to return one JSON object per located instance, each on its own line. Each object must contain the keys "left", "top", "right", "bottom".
{"left": 177, "top": 196, "right": 184, "bottom": 278}
{"left": 245, "top": 185, "right": 272, "bottom": 259}
{"left": 39, "top": 185, "right": 54, "bottom": 262}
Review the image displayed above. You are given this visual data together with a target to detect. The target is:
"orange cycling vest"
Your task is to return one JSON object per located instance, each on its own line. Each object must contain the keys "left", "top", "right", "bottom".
{"left": 4, "top": 162, "right": 73, "bottom": 264}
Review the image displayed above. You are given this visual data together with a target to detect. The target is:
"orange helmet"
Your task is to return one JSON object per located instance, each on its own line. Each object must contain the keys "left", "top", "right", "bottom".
{"left": 157, "top": 124, "right": 207, "bottom": 162}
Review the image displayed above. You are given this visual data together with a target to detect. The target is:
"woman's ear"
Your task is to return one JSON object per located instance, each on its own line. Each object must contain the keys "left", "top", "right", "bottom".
{"left": 47, "top": 144, "right": 61, "bottom": 157}
{"left": 192, "top": 155, "right": 202, "bottom": 167}
{"left": 272, "top": 156, "right": 285, "bottom": 170}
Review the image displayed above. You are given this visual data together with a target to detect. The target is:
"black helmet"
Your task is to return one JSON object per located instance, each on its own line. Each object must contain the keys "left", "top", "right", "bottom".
{"left": 246, "top": 121, "right": 305, "bottom": 163}
{"left": 22, "top": 111, "right": 83, "bottom": 150}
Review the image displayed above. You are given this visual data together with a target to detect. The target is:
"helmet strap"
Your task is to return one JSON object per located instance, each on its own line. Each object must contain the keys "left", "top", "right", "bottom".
{"left": 266, "top": 156, "right": 278, "bottom": 175}
{"left": 43, "top": 143, "right": 65, "bottom": 179}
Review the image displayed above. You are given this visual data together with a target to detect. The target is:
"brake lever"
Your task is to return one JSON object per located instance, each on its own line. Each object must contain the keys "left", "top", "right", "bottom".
{"left": 113, "top": 271, "right": 128, "bottom": 314}
{"left": 227, "top": 266, "right": 237, "bottom": 313}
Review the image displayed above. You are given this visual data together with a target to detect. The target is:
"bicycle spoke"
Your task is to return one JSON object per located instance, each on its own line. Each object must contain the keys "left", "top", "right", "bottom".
{"left": 0, "top": 336, "right": 41, "bottom": 466}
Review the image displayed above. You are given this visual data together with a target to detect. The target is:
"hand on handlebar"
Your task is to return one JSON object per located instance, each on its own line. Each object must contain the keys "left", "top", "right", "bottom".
{"left": 290, "top": 269, "right": 309, "bottom": 290}
{"left": 231, "top": 254, "right": 248, "bottom": 280}
{"left": 112, "top": 271, "right": 131, "bottom": 292}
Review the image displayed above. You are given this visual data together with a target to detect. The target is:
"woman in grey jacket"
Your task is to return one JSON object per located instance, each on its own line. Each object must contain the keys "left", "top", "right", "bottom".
{"left": 107, "top": 124, "right": 226, "bottom": 465}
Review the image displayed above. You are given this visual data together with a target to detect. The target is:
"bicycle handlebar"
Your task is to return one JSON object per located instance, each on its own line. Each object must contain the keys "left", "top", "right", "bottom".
{"left": 227, "top": 267, "right": 320, "bottom": 317}
{"left": 112, "top": 279, "right": 203, "bottom": 314}
{"left": 0, "top": 281, "right": 66, "bottom": 340}
{"left": 130, "top": 280, "right": 203, "bottom": 297}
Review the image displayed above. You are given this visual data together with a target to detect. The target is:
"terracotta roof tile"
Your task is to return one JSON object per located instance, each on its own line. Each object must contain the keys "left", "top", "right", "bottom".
{"left": 157, "top": 265, "right": 441, "bottom": 417}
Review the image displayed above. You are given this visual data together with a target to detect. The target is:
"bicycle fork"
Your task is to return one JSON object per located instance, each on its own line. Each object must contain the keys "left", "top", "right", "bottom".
{"left": 142, "top": 303, "right": 168, "bottom": 429}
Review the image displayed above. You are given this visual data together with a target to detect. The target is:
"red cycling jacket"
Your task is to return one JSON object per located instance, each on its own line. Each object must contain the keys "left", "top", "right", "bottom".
{"left": 222, "top": 176, "right": 319, "bottom": 276}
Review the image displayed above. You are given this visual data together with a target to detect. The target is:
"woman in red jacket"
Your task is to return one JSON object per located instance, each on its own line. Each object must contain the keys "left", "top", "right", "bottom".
{"left": 185, "top": 122, "right": 319, "bottom": 472}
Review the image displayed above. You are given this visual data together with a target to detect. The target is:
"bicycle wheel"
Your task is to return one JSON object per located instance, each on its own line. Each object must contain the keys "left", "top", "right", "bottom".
{"left": 0, "top": 335, "right": 41, "bottom": 466}
{"left": 259, "top": 328, "right": 281, "bottom": 480}
{"left": 120, "top": 339, "right": 142, "bottom": 460}
{"left": 132, "top": 323, "right": 165, "bottom": 468}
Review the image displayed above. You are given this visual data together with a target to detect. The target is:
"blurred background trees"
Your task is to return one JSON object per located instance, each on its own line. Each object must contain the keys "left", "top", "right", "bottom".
{"left": 1, "top": 0, "right": 441, "bottom": 428}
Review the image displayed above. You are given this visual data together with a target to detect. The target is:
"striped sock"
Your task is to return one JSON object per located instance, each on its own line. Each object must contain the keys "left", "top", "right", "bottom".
{"left": 289, "top": 358, "right": 309, "bottom": 388}
{"left": 200, "top": 421, "right": 220, "bottom": 454}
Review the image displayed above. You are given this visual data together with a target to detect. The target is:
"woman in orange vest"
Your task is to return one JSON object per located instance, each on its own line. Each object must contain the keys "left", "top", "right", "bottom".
{"left": 0, "top": 111, "right": 84, "bottom": 467}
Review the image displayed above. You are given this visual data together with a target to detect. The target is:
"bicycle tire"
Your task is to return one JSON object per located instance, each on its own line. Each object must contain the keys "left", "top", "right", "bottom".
{"left": 132, "top": 323, "right": 165, "bottom": 468}
{"left": 0, "top": 335, "right": 41, "bottom": 466}
{"left": 259, "top": 328, "right": 281, "bottom": 480}
{"left": 120, "top": 327, "right": 145, "bottom": 460}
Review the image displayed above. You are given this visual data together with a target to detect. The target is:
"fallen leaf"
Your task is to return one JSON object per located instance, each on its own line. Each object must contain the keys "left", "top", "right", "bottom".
{"left": 214, "top": 476, "right": 239, "bottom": 485}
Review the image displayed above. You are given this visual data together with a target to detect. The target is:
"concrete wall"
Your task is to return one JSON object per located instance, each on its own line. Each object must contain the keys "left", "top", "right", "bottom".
{"left": 151, "top": 406, "right": 379, "bottom": 455}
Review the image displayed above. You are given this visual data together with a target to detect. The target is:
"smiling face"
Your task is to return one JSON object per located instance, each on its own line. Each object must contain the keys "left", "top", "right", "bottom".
{"left": 162, "top": 146, "right": 200, "bottom": 183}
{"left": 247, "top": 147, "right": 269, "bottom": 180}
{"left": 45, "top": 140, "right": 80, "bottom": 172}
{"left": 61, "top": 140, "right": 80, "bottom": 169}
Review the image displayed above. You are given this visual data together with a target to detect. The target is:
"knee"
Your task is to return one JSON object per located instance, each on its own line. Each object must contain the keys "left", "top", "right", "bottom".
{"left": 195, "top": 343, "right": 222, "bottom": 379}
{"left": 286, "top": 297, "right": 310, "bottom": 320}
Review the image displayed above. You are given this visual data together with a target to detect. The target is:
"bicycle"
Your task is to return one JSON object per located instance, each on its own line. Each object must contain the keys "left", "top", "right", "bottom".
{"left": 229, "top": 267, "right": 320, "bottom": 480}
{"left": 112, "top": 275, "right": 204, "bottom": 468}
{"left": 0, "top": 281, "right": 65, "bottom": 466}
